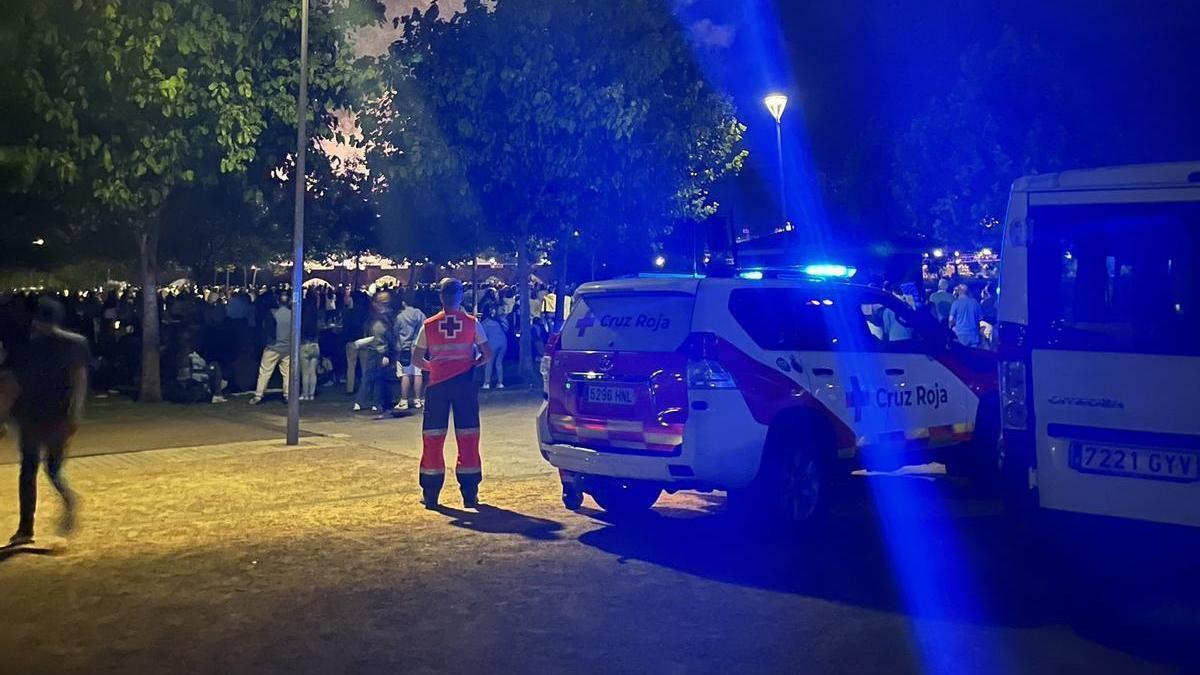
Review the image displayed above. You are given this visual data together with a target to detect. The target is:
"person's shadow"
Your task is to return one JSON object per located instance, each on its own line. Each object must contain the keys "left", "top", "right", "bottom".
{"left": 436, "top": 504, "right": 564, "bottom": 541}
{"left": 0, "top": 542, "right": 60, "bottom": 564}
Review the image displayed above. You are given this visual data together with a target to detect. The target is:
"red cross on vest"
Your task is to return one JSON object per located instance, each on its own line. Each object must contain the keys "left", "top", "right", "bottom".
{"left": 439, "top": 314, "right": 463, "bottom": 339}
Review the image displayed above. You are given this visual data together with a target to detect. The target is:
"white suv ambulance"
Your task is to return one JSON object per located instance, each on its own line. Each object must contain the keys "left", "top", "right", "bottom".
{"left": 536, "top": 270, "right": 999, "bottom": 523}
{"left": 997, "top": 162, "right": 1200, "bottom": 533}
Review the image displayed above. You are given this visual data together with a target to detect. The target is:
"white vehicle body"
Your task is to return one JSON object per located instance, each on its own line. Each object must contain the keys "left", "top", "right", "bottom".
{"left": 997, "top": 162, "right": 1200, "bottom": 529}
{"left": 536, "top": 274, "right": 997, "bottom": 505}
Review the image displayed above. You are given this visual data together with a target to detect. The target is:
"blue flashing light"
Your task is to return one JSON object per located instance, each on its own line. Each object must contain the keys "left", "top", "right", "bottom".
{"left": 802, "top": 263, "right": 857, "bottom": 279}
{"left": 738, "top": 270, "right": 764, "bottom": 280}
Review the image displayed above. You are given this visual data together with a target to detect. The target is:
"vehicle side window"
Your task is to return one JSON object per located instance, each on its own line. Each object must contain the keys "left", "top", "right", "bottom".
{"left": 856, "top": 291, "right": 925, "bottom": 352}
{"left": 729, "top": 288, "right": 880, "bottom": 352}
{"left": 730, "top": 288, "right": 829, "bottom": 350}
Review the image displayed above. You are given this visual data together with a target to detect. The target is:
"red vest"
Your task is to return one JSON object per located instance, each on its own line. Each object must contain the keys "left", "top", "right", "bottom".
{"left": 423, "top": 310, "right": 479, "bottom": 385}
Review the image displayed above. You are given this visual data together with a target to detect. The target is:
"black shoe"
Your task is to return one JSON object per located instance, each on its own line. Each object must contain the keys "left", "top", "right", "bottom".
{"left": 8, "top": 530, "right": 33, "bottom": 546}
{"left": 462, "top": 490, "right": 479, "bottom": 509}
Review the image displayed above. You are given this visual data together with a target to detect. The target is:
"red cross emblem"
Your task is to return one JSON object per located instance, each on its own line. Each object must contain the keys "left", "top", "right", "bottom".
{"left": 439, "top": 314, "right": 463, "bottom": 339}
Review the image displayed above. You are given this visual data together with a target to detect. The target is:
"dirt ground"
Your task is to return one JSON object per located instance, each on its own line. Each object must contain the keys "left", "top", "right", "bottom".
{"left": 0, "top": 394, "right": 1195, "bottom": 674}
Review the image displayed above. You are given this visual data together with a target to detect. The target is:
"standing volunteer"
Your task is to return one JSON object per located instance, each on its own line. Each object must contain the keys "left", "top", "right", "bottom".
{"left": 412, "top": 278, "right": 493, "bottom": 508}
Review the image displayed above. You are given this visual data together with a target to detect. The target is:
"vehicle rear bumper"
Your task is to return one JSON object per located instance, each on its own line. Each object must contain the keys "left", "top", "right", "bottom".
{"left": 535, "top": 395, "right": 766, "bottom": 487}
{"left": 540, "top": 441, "right": 680, "bottom": 482}
{"left": 537, "top": 403, "right": 681, "bottom": 482}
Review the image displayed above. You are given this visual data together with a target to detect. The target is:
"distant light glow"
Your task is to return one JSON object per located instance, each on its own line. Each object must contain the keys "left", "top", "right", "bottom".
{"left": 738, "top": 270, "right": 764, "bottom": 280}
{"left": 654, "top": 255, "right": 667, "bottom": 268}
{"left": 979, "top": 248, "right": 994, "bottom": 257}
{"left": 931, "top": 248, "right": 945, "bottom": 259}
{"left": 32, "top": 238, "right": 45, "bottom": 246}
{"left": 803, "top": 263, "right": 857, "bottom": 279}
{"left": 763, "top": 93, "right": 788, "bottom": 123}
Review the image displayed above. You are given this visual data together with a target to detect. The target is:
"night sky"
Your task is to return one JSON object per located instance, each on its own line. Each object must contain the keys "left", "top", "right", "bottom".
{"left": 674, "top": 0, "right": 1200, "bottom": 230}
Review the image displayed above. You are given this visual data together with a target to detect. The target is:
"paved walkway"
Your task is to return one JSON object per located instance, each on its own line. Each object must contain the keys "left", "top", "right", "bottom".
{"left": 0, "top": 394, "right": 1192, "bottom": 674}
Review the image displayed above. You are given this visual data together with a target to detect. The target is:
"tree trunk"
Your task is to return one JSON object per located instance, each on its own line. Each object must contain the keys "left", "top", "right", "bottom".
{"left": 138, "top": 222, "right": 162, "bottom": 403}
{"left": 517, "top": 242, "right": 535, "bottom": 385}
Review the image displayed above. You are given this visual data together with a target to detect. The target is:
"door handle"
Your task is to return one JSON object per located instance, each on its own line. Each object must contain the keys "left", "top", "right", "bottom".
{"left": 812, "top": 367, "right": 835, "bottom": 376}
{"left": 885, "top": 368, "right": 905, "bottom": 376}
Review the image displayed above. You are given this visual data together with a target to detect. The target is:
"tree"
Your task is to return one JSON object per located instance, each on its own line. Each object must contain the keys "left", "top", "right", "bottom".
{"left": 891, "top": 28, "right": 1068, "bottom": 248}
{"left": 11, "top": 0, "right": 383, "bottom": 400}
{"left": 370, "top": 0, "right": 745, "bottom": 379}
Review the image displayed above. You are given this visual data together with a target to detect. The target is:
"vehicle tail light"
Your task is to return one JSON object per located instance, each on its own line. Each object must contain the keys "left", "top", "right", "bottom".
{"left": 1000, "top": 361, "right": 1028, "bottom": 430}
{"left": 683, "top": 333, "right": 737, "bottom": 390}
{"left": 997, "top": 322, "right": 1029, "bottom": 431}
{"left": 541, "top": 332, "right": 560, "bottom": 398}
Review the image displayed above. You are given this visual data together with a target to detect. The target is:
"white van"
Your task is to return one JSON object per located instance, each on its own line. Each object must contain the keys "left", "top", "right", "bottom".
{"left": 997, "top": 162, "right": 1200, "bottom": 530}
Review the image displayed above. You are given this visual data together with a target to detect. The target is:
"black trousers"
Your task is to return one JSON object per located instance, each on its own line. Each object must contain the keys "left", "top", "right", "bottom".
{"left": 16, "top": 422, "right": 75, "bottom": 534}
{"left": 420, "top": 369, "right": 482, "bottom": 496}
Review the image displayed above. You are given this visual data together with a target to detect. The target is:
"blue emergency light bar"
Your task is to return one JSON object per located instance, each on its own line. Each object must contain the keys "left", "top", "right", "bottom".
{"left": 802, "top": 263, "right": 857, "bottom": 278}
{"left": 736, "top": 264, "right": 857, "bottom": 281}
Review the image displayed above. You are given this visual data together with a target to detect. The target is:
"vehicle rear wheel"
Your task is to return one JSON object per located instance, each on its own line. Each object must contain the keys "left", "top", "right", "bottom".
{"left": 590, "top": 479, "right": 661, "bottom": 516}
{"left": 732, "top": 429, "right": 832, "bottom": 530}
{"left": 774, "top": 446, "right": 828, "bottom": 526}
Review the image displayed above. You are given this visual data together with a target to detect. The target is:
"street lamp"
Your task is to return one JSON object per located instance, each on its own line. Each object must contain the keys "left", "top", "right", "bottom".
{"left": 654, "top": 255, "right": 666, "bottom": 269}
{"left": 763, "top": 93, "right": 788, "bottom": 227}
{"left": 32, "top": 238, "right": 45, "bottom": 246}
{"left": 286, "top": 0, "right": 310, "bottom": 446}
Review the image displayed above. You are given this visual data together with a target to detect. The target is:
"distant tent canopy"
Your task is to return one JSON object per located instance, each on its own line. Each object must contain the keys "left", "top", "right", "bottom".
{"left": 370, "top": 275, "right": 401, "bottom": 291}
{"left": 302, "top": 278, "right": 332, "bottom": 289}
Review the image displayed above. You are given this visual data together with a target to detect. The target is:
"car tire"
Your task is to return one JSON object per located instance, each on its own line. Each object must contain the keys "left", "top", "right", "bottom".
{"left": 590, "top": 479, "right": 661, "bottom": 516}
{"left": 732, "top": 422, "right": 833, "bottom": 531}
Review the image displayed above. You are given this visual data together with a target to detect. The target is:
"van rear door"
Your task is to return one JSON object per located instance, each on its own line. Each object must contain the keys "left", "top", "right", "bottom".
{"left": 548, "top": 286, "right": 696, "bottom": 453}
{"left": 1025, "top": 196, "right": 1200, "bottom": 526}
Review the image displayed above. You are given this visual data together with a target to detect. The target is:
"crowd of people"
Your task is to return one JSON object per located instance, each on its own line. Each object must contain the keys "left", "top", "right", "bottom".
{"left": 871, "top": 276, "right": 998, "bottom": 349}
{"left": 0, "top": 278, "right": 576, "bottom": 412}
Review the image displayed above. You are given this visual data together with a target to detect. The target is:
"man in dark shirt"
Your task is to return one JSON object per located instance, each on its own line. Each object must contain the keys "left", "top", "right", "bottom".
{"left": 7, "top": 297, "right": 89, "bottom": 545}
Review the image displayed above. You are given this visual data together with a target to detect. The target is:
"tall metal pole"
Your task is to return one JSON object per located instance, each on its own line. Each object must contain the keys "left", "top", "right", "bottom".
{"left": 287, "top": 0, "right": 309, "bottom": 446}
{"left": 774, "top": 120, "right": 786, "bottom": 226}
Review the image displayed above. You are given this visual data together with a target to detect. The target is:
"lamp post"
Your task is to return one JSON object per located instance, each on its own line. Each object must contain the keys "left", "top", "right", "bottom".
{"left": 763, "top": 93, "right": 788, "bottom": 227}
{"left": 286, "top": 0, "right": 310, "bottom": 446}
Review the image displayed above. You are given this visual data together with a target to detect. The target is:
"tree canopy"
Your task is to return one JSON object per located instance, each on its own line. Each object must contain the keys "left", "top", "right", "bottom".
{"left": 889, "top": 29, "right": 1067, "bottom": 248}
{"left": 368, "top": 0, "right": 745, "bottom": 373}
{"left": 6, "top": 0, "right": 385, "bottom": 399}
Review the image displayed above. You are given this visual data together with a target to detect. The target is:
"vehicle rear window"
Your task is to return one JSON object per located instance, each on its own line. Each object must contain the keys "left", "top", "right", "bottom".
{"left": 560, "top": 292, "right": 695, "bottom": 352}
{"left": 1028, "top": 201, "right": 1200, "bottom": 355}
